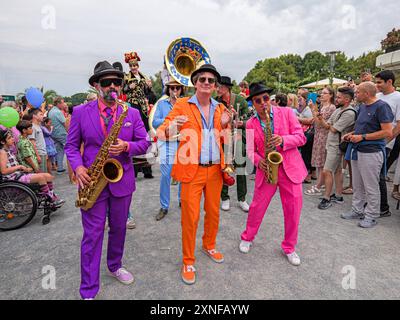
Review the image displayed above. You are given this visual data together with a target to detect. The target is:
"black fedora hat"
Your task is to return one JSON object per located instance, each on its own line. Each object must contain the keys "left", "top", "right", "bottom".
{"left": 112, "top": 61, "right": 124, "bottom": 72}
{"left": 190, "top": 64, "right": 221, "bottom": 85}
{"left": 219, "top": 76, "right": 234, "bottom": 87}
{"left": 89, "top": 61, "right": 124, "bottom": 86}
{"left": 246, "top": 82, "right": 274, "bottom": 101}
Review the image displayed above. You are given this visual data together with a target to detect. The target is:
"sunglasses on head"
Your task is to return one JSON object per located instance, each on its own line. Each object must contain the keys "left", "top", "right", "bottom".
{"left": 99, "top": 78, "right": 123, "bottom": 87}
{"left": 169, "top": 86, "right": 182, "bottom": 91}
{"left": 253, "top": 95, "right": 270, "bottom": 105}
{"left": 198, "top": 77, "right": 216, "bottom": 84}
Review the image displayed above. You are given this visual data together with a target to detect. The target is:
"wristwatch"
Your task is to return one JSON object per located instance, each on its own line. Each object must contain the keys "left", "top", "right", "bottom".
{"left": 362, "top": 134, "right": 367, "bottom": 141}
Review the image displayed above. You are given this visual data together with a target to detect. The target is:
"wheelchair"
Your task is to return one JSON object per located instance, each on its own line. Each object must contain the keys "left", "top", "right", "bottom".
{"left": 0, "top": 174, "right": 63, "bottom": 231}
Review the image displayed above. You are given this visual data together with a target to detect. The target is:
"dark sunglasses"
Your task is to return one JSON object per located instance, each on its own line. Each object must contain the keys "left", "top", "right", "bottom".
{"left": 169, "top": 86, "right": 182, "bottom": 91}
{"left": 253, "top": 95, "right": 270, "bottom": 105}
{"left": 99, "top": 78, "right": 123, "bottom": 87}
{"left": 198, "top": 77, "right": 216, "bottom": 84}
{"left": 129, "top": 63, "right": 139, "bottom": 67}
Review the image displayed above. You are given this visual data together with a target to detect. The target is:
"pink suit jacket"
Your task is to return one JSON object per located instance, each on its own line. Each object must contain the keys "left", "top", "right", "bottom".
{"left": 246, "top": 106, "right": 308, "bottom": 186}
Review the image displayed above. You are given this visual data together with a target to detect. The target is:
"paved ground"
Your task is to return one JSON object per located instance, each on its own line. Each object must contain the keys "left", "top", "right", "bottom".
{"left": 1, "top": 165, "right": 400, "bottom": 300}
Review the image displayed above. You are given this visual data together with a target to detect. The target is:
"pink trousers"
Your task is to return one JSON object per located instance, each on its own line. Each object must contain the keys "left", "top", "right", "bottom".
{"left": 241, "top": 167, "right": 303, "bottom": 254}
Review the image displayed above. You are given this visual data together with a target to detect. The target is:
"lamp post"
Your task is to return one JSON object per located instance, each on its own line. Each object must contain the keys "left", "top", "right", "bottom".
{"left": 326, "top": 51, "right": 340, "bottom": 86}
{"left": 276, "top": 72, "right": 285, "bottom": 92}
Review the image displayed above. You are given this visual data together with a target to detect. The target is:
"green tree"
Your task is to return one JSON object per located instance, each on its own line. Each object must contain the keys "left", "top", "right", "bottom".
{"left": 150, "top": 71, "right": 163, "bottom": 99}
{"left": 302, "top": 51, "right": 330, "bottom": 80}
{"left": 70, "top": 93, "right": 88, "bottom": 106}
{"left": 43, "top": 90, "right": 58, "bottom": 104}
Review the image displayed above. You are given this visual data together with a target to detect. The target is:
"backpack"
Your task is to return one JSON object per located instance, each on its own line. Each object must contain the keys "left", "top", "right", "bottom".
{"left": 337, "top": 108, "right": 358, "bottom": 153}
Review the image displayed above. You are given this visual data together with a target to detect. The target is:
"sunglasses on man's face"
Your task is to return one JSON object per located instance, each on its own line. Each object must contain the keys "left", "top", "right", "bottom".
{"left": 99, "top": 78, "right": 123, "bottom": 87}
{"left": 129, "top": 64, "right": 139, "bottom": 68}
{"left": 198, "top": 77, "right": 216, "bottom": 85}
{"left": 253, "top": 95, "right": 270, "bottom": 105}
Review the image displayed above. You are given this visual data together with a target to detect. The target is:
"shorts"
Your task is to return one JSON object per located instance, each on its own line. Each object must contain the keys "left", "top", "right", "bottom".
{"left": 324, "top": 151, "right": 343, "bottom": 173}
{"left": 17, "top": 174, "right": 34, "bottom": 184}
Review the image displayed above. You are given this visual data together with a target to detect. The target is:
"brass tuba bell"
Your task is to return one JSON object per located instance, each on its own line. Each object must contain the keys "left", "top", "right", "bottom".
{"left": 165, "top": 37, "right": 211, "bottom": 87}
{"left": 149, "top": 37, "right": 211, "bottom": 137}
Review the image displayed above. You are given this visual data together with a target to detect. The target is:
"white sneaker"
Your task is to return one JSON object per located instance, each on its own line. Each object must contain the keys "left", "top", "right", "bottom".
{"left": 286, "top": 252, "right": 301, "bottom": 266}
{"left": 126, "top": 217, "right": 136, "bottom": 229}
{"left": 238, "top": 201, "right": 250, "bottom": 212}
{"left": 239, "top": 240, "right": 252, "bottom": 253}
{"left": 221, "top": 200, "right": 230, "bottom": 211}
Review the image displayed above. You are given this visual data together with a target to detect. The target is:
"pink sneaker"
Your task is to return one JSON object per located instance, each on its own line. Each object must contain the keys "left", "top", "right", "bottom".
{"left": 110, "top": 268, "right": 135, "bottom": 285}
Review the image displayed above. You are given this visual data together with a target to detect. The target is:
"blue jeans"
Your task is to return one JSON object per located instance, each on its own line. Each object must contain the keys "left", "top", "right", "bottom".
{"left": 54, "top": 140, "right": 65, "bottom": 171}
{"left": 158, "top": 141, "right": 181, "bottom": 210}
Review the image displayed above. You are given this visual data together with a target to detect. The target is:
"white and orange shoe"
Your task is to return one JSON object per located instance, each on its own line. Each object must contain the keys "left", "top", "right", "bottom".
{"left": 181, "top": 265, "right": 196, "bottom": 285}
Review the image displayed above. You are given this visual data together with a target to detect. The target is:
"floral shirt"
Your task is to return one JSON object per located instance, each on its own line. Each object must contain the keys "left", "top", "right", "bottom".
{"left": 17, "top": 136, "right": 38, "bottom": 170}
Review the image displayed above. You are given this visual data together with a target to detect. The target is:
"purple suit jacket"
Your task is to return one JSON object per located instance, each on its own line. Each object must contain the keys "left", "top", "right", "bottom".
{"left": 65, "top": 100, "right": 151, "bottom": 198}
{"left": 246, "top": 106, "right": 308, "bottom": 185}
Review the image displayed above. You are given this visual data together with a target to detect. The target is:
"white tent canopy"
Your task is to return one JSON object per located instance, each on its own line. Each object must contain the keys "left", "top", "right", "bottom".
{"left": 301, "top": 77, "right": 348, "bottom": 88}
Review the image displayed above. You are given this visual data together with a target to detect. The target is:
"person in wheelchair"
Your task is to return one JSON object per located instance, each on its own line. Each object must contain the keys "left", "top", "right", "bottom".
{"left": 0, "top": 128, "right": 64, "bottom": 206}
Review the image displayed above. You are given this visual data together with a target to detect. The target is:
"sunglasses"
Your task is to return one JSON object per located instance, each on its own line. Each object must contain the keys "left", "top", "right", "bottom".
{"left": 198, "top": 77, "right": 216, "bottom": 84}
{"left": 169, "top": 86, "right": 183, "bottom": 91}
{"left": 99, "top": 78, "right": 123, "bottom": 87}
{"left": 129, "top": 63, "right": 139, "bottom": 67}
{"left": 253, "top": 95, "right": 270, "bottom": 105}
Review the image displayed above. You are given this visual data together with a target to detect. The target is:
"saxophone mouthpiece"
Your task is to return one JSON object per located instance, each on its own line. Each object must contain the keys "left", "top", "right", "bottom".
{"left": 110, "top": 92, "right": 118, "bottom": 100}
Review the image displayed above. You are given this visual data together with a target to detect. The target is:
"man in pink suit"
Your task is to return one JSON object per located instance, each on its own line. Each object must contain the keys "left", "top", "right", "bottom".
{"left": 239, "top": 83, "right": 307, "bottom": 266}
{"left": 65, "top": 61, "right": 151, "bottom": 299}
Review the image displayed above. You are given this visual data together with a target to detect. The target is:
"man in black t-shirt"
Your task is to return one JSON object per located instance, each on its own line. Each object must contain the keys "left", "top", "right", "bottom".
{"left": 341, "top": 82, "right": 393, "bottom": 228}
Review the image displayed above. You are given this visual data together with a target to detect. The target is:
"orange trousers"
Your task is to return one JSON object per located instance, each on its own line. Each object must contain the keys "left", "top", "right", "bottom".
{"left": 181, "top": 165, "right": 223, "bottom": 266}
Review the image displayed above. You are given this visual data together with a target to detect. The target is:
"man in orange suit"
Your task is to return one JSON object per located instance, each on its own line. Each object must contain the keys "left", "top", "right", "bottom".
{"left": 157, "top": 64, "right": 231, "bottom": 285}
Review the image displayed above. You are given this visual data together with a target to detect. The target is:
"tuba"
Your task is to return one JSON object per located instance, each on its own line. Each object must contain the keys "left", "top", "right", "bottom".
{"left": 76, "top": 99, "right": 128, "bottom": 211}
{"left": 148, "top": 37, "right": 211, "bottom": 136}
{"left": 165, "top": 37, "right": 211, "bottom": 87}
{"left": 264, "top": 111, "right": 283, "bottom": 185}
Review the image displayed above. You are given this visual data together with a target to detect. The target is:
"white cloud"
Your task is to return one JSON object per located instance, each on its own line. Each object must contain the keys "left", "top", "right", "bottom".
{"left": 0, "top": 0, "right": 398, "bottom": 96}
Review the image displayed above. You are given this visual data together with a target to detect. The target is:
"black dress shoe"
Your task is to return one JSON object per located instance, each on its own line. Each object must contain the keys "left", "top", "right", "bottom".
{"left": 156, "top": 209, "right": 168, "bottom": 221}
{"left": 144, "top": 174, "right": 154, "bottom": 179}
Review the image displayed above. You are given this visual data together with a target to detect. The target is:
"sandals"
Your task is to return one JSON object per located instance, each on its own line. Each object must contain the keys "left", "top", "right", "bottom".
{"left": 343, "top": 187, "right": 353, "bottom": 195}
{"left": 304, "top": 185, "right": 324, "bottom": 196}
{"left": 392, "top": 191, "right": 400, "bottom": 200}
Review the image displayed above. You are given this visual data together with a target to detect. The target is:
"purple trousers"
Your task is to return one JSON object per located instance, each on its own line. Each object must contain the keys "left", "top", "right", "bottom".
{"left": 79, "top": 189, "right": 132, "bottom": 299}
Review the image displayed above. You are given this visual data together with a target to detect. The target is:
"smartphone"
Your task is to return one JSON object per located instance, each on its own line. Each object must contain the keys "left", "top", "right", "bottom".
{"left": 307, "top": 92, "right": 318, "bottom": 104}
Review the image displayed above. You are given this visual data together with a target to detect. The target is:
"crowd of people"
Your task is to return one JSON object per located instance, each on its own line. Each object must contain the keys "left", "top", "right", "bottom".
{"left": 1, "top": 55, "right": 399, "bottom": 299}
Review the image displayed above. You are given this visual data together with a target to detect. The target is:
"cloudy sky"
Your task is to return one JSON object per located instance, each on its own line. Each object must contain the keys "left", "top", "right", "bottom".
{"left": 0, "top": 0, "right": 398, "bottom": 96}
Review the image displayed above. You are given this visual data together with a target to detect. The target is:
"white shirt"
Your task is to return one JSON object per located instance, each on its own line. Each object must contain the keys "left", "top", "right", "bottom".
{"left": 377, "top": 91, "right": 400, "bottom": 149}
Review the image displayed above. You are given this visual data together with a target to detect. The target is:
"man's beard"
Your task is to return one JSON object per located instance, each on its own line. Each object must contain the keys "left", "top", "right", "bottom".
{"left": 99, "top": 88, "right": 118, "bottom": 103}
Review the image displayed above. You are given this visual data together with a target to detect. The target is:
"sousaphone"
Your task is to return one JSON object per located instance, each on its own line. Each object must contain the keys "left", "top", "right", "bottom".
{"left": 148, "top": 37, "right": 211, "bottom": 136}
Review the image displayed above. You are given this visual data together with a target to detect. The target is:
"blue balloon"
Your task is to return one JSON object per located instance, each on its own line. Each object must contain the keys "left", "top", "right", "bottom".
{"left": 26, "top": 87, "right": 44, "bottom": 108}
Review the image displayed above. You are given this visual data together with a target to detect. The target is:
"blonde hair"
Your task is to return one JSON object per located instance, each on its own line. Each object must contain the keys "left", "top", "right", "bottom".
{"left": 287, "top": 93, "right": 299, "bottom": 108}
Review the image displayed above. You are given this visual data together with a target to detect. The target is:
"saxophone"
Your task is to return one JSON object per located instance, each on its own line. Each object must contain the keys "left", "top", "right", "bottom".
{"left": 264, "top": 112, "right": 283, "bottom": 185}
{"left": 76, "top": 100, "right": 129, "bottom": 211}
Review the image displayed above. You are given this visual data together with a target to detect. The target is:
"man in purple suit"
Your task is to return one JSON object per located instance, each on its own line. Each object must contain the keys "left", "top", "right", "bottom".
{"left": 65, "top": 61, "right": 151, "bottom": 300}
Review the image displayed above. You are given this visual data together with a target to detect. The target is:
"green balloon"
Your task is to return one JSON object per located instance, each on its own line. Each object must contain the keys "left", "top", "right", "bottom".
{"left": 0, "top": 107, "right": 20, "bottom": 128}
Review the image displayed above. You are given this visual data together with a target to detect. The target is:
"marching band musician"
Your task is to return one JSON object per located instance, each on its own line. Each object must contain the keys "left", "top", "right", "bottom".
{"left": 157, "top": 64, "right": 232, "bottom": 285}
{"left": 238, "top": 83, "right": 307, "bottom": 266}
{"left": 216, "top": 76, "right": 250, "bottom": 212}
{"left": 123, "top": 51, "right": 154, "bottom": 179}
{"left": 152, "top": 80, "right": 185, "bottom": 221}
{"left": 65, "top": 61, "right": 151, "bottom": 300}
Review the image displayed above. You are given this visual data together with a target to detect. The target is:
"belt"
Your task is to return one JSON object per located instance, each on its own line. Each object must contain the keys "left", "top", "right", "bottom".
{"left": 199, "top": 162, "right": 219, "bottom": 168}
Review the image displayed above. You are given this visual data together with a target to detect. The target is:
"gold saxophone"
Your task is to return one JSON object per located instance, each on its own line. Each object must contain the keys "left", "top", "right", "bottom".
{"left": 264, "top": 112, "right": 283, "bottom": 185}
{"left": 76, "top": 100, "right": 129, "bottom": 211}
